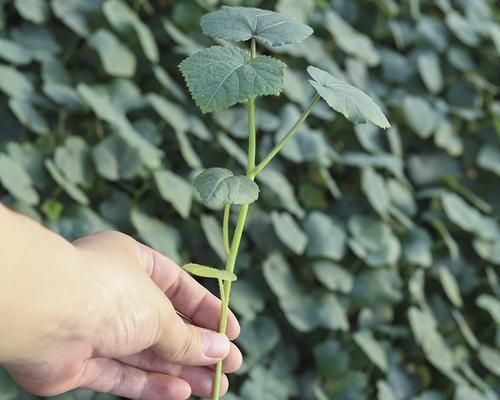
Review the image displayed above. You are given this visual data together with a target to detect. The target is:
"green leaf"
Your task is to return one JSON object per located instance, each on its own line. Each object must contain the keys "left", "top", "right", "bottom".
{"left": 130, "top": 208, "right": 181, "bottom": 263}
{"left": 441, "top": 192, "right": 498, "bottom": 240}
{"left": 15, "top": 0, "right": 50, "bottom": 24}
{"left": 103, "top": 0, "right": 159, "bottom": 62}
{"left": 0, "top": 65, "right": 34, "bottom": 98}
{"left": 182, "top": 263, "right": 236, "bottom": 281}
{"left": 478, "top": 345, "right": 500, "bottom": 376}
{"left": 154, "top": 169, "right": 192, "bottom": 219}
{"left": 88, "top": 29, "right": 136, "bottom": 77}
{"left": 312, "top": 260, "right": 353, "bottom": 293}
{"left": 91, "top": 134, "right": 141, "bottom": 181}
{"left": 0, "top": 38, "right": 32, "bottom": 65}
{"left": 477, "top": 145, "right": 500, "bottom": 176}
{"left": 304, "top": 211, "right": 346, "bottom": 260}
{"left": 307, "top": 66, "right": 390, "bottom": 128}
{"left": 179, "top": 46, "right": 285, "bottom": 113}
{"left": 8, "top": 98, "right": 49, "bottom": 134}
{"left": 54, "top": 136, "right": 93, "bottom": 188}
{"left": 324, "top": 10, "right": 380, "bottom": 66}
{"left": 194, "top": 167, "right": 259, "bottom": 208}
{"left": 476, "top": 294, "right": 500, "bottom": 324}
{"left": 238, "top": 316, "right": 280, "bottom": 359}
{"left": 438, "top": 266, "right": 463, "bottom": 307}
{"left": 417, "top": 51, "right": 443, "bottom": 94}
{"left": 377, "top": 381, "right": 397, "bottom": 400}
{"left": 0, "top": 153, "right": 39, "bottom": 205}
{"left": 361, "top": 167, "right": 390, "bottom": 218}
{"left": 353, "top": 330, "right": 388, "bottom": 372}
{"left": 45, "top": 159, "right": 89, "bottom": 205}
{"left": 403, "top": 96, "right": 437, "bottom": 139}
{"left": 270, "top": 211, "right": 307, "bottom": 254}
{"left": 51, "top": 0, "right": 101, "bottom": 37}
{"left": 200, "top": 6, "right": 313, "bottom": 47}
{"left": 200, "top": 214, "right": 226, "bottom": 262}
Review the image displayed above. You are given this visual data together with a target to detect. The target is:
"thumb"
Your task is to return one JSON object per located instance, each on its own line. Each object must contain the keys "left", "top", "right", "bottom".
{"left": 154, "top": 305, "right": 230, "bottom": 366}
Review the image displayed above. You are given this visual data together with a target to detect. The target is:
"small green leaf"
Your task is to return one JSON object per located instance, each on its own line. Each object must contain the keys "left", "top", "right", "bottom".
{"left": 353, "top": 330, "right": 388, "bottom": 372}
{"left": 8, "top": 98, "right": 49, "bottom": 134}
{"left": 103, "top": 0, "right": 159, "bottom": 62}
{"left": 307, "top": 66, "right": 390, "bottom": 128}
{"left": 179, "top": 46, "right": 285, "bottom": 113}
{"left": 45, "top": 159, "right": 89, "bottom": 205}
{"left": 0, "top": 153, "right": 39, "bottom": 205}
{"left": 154, "top": 169, "right": 192, "bottom": 219}
{"left": 51, "top": 0, "right": 100, "bottom": 37}
{"left": 477, "top": 145, "right": 500, "bottom": 176}
{"left": 361, "top": 167, "right": 390, "bottom": 218}
{"left": 91, "top": 134, "right": 141, "bottom": 181}
{"left": 324, "top": 10, "right": 380, "bottom": 66}
{"left": 270, "top": 211, "right": 307, "bottom": 255}
{"left": 15, "top": 0, "right": 50, "bottom": 24}
{"left": 182, "top": 263, "right": 237, "bottom": 281}
{"left": 0, "top": 65, "right": 34, "bottom": 99}
{"left": 194, "top": 167, "right": 259, "bottom": 208}
{"left": 200, "top": 6, "right": 313, "bottom": 47}
{"left": 417, "top": 51, "right": 443, "bottom": 94}
{"left": 88, "top": 29, "right": 136, "bottom": 77}
{"left": 0, "top": 38, "right": 32, "bottom": 65}
{"left": 438, "top": 266, "right": 463, "bottom": 307}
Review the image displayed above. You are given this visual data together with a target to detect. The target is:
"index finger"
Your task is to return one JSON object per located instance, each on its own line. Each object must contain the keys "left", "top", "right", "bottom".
{"left": 136, "top": 242, "right": 240, "bottom": 340}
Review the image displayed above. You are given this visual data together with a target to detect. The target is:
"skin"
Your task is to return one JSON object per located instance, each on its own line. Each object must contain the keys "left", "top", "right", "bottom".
{"left": 0, "top": 203, "right": 242, "bottom": 399}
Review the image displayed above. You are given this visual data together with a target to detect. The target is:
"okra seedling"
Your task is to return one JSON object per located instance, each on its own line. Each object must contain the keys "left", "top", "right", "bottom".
{"left": 178, "top": 6, "right": 390, "bottom": 399}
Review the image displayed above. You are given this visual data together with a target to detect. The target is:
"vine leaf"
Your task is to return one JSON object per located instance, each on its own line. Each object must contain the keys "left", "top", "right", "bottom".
{"left": 307, "top": 66, "right": 391, "bottom": 129}
{"left": 179, "top": 46, "right": 284, "bottom": 113}
{"left": 194, "top": 167, "right": 259, "bottom": 208}
{"left": 183, "top": 263, "right": 237, "bottom": 281}
{"left": 200, "top": 6, "right": 313, "bottom": 47}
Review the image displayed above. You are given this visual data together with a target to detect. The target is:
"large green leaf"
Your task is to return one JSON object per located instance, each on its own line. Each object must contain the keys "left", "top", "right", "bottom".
{"left": 307, "top": 66, "right": 390, "bottom": 128}
{"left": 179, "top": 46, "right": 285, "bottom": 113}
{"left": 200, "top": 6, "right": 313, "bottom": 47}
{"left": 194, "top": 167, "right": 259, "bottom": 208}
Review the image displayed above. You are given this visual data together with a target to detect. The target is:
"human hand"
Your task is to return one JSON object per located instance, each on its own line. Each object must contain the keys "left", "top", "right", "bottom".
{"left": 4, "top": 230, "right": 242, "bottom": 400}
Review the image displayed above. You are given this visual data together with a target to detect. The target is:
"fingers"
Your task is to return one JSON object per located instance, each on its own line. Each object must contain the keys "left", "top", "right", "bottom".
{"left": 154, "top": 305, "right": 231, "bottom": 366}
{"left": 118, "top": 352, "right": 232, "bottom": 398}
{"left": 137, "top": 242, "right": 240, "bottom": 340}
{"left": 80, "top": 358, "right": 191, "bottom": 400}
{"left": 119, "top": 341, "right": 242, "bottom": 376}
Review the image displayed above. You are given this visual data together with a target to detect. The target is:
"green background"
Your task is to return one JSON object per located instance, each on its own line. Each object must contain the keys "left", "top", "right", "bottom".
{"left": 1, "top": 0, "right": 499, "bottom": 399}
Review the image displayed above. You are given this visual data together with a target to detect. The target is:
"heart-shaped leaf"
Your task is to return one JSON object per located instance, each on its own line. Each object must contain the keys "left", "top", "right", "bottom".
{"left": 179, "top": 46, "right": 284, "bottom": 113}
{"left": 200, "top": 6, "right": 313, "bottom": 47}
{"left": 182, "top": 263, "right": 237, "bottom": 281}
{"left": 307, "top": 66, "right": 390, "bottom": 128}
{"left": 194, "top": 167, "right": 259, "bottom": 208}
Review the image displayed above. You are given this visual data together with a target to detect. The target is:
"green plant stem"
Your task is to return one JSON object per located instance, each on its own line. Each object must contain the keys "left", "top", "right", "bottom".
{"left": 212, "top": 37, "right": 258, "bottom": 400}
{"left": 222, "top": 204, "right": 231, "bottom": 257}
{"left": 250, "top": 93, "right": 321, "bottom": 178}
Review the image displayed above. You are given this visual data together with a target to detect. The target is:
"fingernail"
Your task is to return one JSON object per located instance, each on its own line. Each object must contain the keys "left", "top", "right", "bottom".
{"left": 203, "top": 332, "right": 230, "bottom": 359}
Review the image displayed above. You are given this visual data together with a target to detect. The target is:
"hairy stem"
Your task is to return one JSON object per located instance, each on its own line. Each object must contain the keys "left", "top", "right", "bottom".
{"left": 222, "top": 204, "right": 231, "bottom": 257}
{"left": 250, "top": 93, "right": 321, "bottom": 178}
{"left": 212, "top": 38, "right": 258, "bottom": 400}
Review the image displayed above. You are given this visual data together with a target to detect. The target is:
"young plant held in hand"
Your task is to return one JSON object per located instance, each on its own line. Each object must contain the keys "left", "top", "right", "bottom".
{"left": 178, "top": 6, "right": 390, "bottom": 399}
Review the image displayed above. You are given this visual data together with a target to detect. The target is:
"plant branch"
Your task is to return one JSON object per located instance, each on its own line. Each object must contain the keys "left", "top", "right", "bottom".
{"left": 222, "top": 204, "right": 231, "bottom": 257}
{"left": 211, "top": 37, "right": 258, "bottom": 400}
{"left": 250, "top": 93, "right": 321, "bottom": 178}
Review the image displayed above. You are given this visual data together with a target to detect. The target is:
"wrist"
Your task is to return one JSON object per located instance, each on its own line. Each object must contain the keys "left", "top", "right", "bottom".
{"left": 0, "top": 210, "right": 92, "bottom": 363}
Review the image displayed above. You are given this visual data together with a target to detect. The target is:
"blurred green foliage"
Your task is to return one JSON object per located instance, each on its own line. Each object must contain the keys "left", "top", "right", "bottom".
{"left": 0, "top": 0, "right": 500, "bottom": 399}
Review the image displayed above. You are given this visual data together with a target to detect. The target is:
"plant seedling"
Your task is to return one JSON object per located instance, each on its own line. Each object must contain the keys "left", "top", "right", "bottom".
{"left": 178, "top": 6, "right": 390, "bottom": 399}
